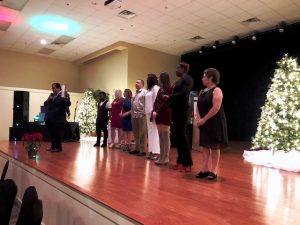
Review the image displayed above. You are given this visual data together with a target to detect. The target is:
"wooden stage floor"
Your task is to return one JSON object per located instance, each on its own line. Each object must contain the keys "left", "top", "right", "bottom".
{"left": 1, "top": 140, "right": 299, "bottom": 225}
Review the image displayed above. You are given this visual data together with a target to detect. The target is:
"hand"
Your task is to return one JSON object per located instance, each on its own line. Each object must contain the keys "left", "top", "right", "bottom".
{"left": 121, "top": 112, "right": 128, "bottom": 118}
{"left": 196, "top": 118, "right": 206, "bottom": 126}
{"left": 47, "top": 94, "right": 54, "bottom": 101}
{"left": 152, "top": 111, "right": 158, "bottom": 119}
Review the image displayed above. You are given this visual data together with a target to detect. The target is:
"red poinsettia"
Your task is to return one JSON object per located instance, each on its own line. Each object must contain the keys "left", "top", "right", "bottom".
{"left": 22, "top": 133, "right": 43, "bottom": 141}
{"left": 22, "top": 133, "right": 43, "bottom": 157}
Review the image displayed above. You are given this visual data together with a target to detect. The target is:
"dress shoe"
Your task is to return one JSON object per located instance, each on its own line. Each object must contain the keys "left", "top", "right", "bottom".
{"left": 207, "top": 172, "right": 217, "bottom": 180}
{"left": 151, "top": 154, "right": 159, "bottom": 160}
{"left": 101, "top": 143, "right": 107, "bottom": 147}
{"left": 129, "top": 150, "right": 139, "bottom": 154}
{"left": 146, "top": 152, "right": 153, "bottom": 159}
{"left": 46, "top": 148, "right": 52, "bottom": 151}
{"left": 108, "top": 143, "right": 114, "bottom": 148}
{"left": 196, "top": 171, "right": 210, "bottom": 178}
{"left": 93, "top": 143, "right": 100, "bottom": 147}
{"left": 51, "top": 148, "right": 62, "bottom": 152}
{"left": 136, "top": 152, "right": 146, "bottom": 156}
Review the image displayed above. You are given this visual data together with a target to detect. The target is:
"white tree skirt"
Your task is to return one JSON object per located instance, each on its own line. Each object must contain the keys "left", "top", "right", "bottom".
{"left": 80, "top": 136, "right": 96, "bottom": 142}
{"left": 243, "top": 150, "right": 300, "bottom": 172}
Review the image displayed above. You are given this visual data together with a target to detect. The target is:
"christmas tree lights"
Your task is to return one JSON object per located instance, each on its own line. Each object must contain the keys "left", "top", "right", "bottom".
{"left": 252, "top": 54, "right": 300, "bottom": 152}
{"left": 77, "top": 89, "right": 98, "bottom": 134}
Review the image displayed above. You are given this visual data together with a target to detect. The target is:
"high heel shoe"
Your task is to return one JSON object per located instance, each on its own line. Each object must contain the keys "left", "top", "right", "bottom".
{"left": 171, "top": 164, "right": 181, "bottom": 170}
{"left": 179, "top": 166, "right": 192, "bottom": 172}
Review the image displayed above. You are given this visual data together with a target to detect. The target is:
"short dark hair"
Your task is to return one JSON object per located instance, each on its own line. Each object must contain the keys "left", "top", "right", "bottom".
{"left": 159, "top": 72, "right": 170, "bottom": 90}
{"left": 179, "top": 62, "right": 190, "bottom": 73}
{"left": 99, "top": 91, "right": 106, "bottom": 97}
{"left": 204, "top": 68, "right": 220, "bottom": 85}
{"left": 52, "top": 83, "right": 61, "bottom": 89}
{"left": 147, "top": 73, "right": 158, "bottom": 90}
{"left": 137, "top": 79, "right": 144, "bottom": 86}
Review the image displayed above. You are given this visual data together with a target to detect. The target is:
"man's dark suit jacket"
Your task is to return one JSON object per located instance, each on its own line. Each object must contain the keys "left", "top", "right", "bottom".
{"left": 45, "top": 95, "right": 71, "bottom": 123}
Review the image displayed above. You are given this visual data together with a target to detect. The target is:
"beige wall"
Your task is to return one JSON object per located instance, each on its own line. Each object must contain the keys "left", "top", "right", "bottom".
{"left": 127, "top": 44, "right": 180, "bottom": 91}
{"left": 0, "top": 86, "right": 83, "bottom": 141}
{"left": 79, "top": 49, "right": 128, "bottom": 98}
{"left": 0, "top": 43, "right": 180, "bottom": 140}
{"left": 77, "top": 42, "right": 180, "bottom": 94}
{"left": 0, "top": 49, "right": 80, "bottom": 92}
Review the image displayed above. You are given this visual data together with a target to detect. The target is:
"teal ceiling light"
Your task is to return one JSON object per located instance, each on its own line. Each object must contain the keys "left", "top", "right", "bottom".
{"left": 30, "top": 15, "right": 80, "bottom": 35}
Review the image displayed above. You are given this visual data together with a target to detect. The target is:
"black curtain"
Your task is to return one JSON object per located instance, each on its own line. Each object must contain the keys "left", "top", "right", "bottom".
{"left": 182, "top": 24, "right": 300, "bottom": 141}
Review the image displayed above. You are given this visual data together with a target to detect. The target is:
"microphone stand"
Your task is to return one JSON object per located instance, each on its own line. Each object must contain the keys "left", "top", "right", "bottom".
{"left": 74, "top": 101, "right": 78, "bottom": 122}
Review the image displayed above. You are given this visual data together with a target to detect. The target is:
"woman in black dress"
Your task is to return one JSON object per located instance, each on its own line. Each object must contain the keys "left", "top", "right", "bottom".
{"left": 196, "top": 68, "right": 228, "bottom": 180}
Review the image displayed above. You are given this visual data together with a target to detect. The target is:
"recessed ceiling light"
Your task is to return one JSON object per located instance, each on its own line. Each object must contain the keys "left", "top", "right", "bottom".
{"left": 40, "top": 39, "right": 47, "bottom": 45}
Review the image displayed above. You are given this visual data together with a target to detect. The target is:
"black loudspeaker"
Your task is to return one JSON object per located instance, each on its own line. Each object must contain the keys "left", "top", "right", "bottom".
{"left": 9, "top": 127, "right": 25, "bottom": 141}
{"left": 13, "top": 91, "right": 29, "bottom": 127}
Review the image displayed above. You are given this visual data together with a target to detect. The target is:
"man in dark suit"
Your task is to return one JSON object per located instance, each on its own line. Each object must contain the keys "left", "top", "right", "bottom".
{"left": 94, "top": 92, "right": 111, "bottom": 147}
{"left": 44, "top": 83, "right": 71, "bottom": 152}
{"left": 168, "top": 63, "right": 194, "bottom": 171}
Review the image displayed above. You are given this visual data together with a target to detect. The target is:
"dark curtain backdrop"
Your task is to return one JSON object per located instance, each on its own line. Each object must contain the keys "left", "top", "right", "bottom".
{"left": 182, "top": 25, "right": 300, "bottom": 141}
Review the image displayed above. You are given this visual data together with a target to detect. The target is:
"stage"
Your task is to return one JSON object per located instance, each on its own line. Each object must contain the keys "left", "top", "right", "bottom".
{"left": 0, "top": 141, "right": 299, "bottom": 225}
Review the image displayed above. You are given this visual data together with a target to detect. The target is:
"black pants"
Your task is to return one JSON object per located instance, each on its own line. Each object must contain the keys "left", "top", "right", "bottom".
{"left": 172, "top": 110, "right": 193, "bottom": 167}
{"left": 96, "top": 118, "right": 108, "bottom": 145}
{"left": 46, "top": 121, "right": 65, "bottom": 150}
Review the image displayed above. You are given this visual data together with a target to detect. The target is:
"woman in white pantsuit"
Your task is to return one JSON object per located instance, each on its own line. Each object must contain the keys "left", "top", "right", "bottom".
{"left": 145, "top": 74, "right": 160, "bottom": 160}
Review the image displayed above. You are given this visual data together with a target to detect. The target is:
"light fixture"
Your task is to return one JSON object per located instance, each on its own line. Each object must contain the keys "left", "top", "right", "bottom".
{"left": 30, "top": 15, "right": 80, "bottom": 35}
{"left": 198, "top": 46, "right": 204, "bottom": 54}
{"left": 231, "top": 36, "right": 239, "bottom": 45}
{"left": 252, "top": 31, "right": 259, "bottom": 41}
{"left": 278, "top": 22, "right": 286, "bottom": 33}
{"left": 40, "top": 39, "right": 47, "bottom": 45}
{"left": 212, "top": 41, "right": 219, "bottom": 49}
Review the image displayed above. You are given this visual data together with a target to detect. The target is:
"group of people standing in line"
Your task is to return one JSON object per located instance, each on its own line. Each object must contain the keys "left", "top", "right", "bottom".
{"left": 44, "top": 62, "right": 228, "bottom": 181}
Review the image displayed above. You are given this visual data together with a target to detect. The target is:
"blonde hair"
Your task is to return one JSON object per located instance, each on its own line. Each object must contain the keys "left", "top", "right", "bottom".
{"left": 114, "top": 89, "right": 123, "bottom": 99}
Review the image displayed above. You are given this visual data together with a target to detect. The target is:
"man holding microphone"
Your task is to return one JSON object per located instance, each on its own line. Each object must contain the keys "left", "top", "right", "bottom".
{"left": 44, "top": 83, "right": 71, "bottom": 152}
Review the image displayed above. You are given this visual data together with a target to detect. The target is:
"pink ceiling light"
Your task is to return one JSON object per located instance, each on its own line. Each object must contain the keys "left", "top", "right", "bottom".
{"left": 0, "top": 6, "right": 19, "bottom": 23}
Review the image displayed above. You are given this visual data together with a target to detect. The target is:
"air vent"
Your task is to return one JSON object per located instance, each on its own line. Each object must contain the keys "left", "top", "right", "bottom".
{"left": 189, "top": 35, "right": 204, "bottom": 43}
{"left": 38, "top": 48, "right": 55, "bottom": 55}
{"left": 51, "top": 35, "right": 75, "bottom": 46}
{"left": 1, "top": 0, "right": 29, "bottom": 11}
{"left": 118, "top": 10, "right": 137, "bottom": 20}
{"left": 241, "top": 17, "right": 261, "bottom": 24}
{"left": 0, "top": 20, "right": 11, "bottom": 31}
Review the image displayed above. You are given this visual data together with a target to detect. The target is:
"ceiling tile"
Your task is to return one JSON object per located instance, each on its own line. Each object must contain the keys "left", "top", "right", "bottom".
{"left": 0, "top": 0, "right": 298, "bottom": 59}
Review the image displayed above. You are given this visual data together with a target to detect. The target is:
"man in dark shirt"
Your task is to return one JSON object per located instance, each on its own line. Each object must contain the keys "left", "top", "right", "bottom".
{"left": 168, "top": 62, "right": 193, "bottom": 170}
{"left": 94, "top": 92, "right": 111, "bottom": 147}
{"left": 44, "top": 83, "right": 71, "bottom": 152}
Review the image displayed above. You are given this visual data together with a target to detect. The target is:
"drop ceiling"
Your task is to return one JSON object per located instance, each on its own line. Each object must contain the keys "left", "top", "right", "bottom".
{"left": 0, "top": 0, "right": 299, "bottom": 62}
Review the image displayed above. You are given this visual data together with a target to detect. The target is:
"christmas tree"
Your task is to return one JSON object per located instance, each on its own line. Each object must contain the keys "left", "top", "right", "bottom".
{"left": 252, "top": 54, "right": 300, "bottom": 152}
{"left": 77, "top": 89, "right": 98, "bottom": 134}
